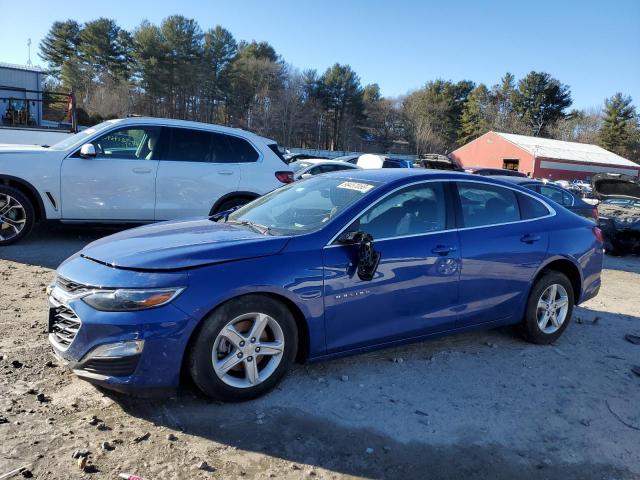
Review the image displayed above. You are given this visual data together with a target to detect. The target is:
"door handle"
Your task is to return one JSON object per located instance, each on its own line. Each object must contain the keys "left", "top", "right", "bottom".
{"left": 431, "top": 245, "right": 457, "bottom": 255}
{"left": 132, "top": 167, "right": 152, "bottom": 174}
{"left": 520, "top": 234, "right": 542, "bottom": 244}
{"left": 218, "top": 170, "right": 234, "bottom": 175}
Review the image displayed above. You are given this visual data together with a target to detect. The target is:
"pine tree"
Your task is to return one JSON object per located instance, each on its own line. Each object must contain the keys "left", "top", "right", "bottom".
{"left": 39, "top": 20, "right": 81, "bottom": 78}
{"left": 599, "top": 93, "right": 638, "bottom": 158}
{"left": 512, "top": 71, "right": 572, "bottom": 136}
{"left": 458, "top": 84, "right": 491, "bottom": 145}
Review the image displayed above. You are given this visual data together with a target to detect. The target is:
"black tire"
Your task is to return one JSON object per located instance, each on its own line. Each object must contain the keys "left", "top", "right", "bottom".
{"left": 0, "top": 185, "right": 35, "bottom": 246}
{"left": 188, "top": 294, "right": 298, "bottom": 402}
{"left": 212, "top": 197, "right": 253, "bottom": 215}
{"left": 517, "top": 271, "right": 575, "bottom": 345}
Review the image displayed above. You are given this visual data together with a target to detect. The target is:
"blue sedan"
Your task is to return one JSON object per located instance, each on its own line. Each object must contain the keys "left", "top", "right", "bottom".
{"left": 47, "top": 170, "right": 604, "bottom": 401}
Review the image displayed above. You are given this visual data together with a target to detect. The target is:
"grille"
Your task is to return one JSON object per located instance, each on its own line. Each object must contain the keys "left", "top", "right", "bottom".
{"left": 49, "top": 299, "right": 81, "bottom": 350}
{"left": 56, "top": 276, "right": 92, "bottom": 295}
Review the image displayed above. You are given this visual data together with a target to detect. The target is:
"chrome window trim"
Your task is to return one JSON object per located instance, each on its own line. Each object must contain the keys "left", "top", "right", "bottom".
{"left": 325, "top": 178, "right": 556, "bottom": 247}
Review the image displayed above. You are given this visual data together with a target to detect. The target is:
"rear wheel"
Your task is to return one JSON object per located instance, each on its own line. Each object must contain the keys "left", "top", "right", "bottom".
{"left": 188, "top": 295, "right": 298, "bottom": 402}
{"left": 0, "top": 185, "right": 34, "bottom": 246}
{"left": 517, "top": 271, "right": 574, "bottom": 344}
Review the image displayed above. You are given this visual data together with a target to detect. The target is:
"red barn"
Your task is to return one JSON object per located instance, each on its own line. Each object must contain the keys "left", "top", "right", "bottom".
{"left": 450, "top": 131, "right": 640, "bottom": 180}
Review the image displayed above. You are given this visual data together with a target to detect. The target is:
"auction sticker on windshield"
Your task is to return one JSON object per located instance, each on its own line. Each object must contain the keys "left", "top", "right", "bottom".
{"left": 337, "top": 181, "right": 374, "bottom": 193}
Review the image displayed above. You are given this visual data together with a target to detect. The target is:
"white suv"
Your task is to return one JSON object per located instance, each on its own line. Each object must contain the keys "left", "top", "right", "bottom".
{"left": 0, "top": 117, "right": 293, "bottom": 244}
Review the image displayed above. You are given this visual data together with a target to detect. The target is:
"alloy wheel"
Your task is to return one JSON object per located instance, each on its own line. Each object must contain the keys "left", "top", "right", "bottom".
{"left": 0, "top": 193, "right": 27, "bottom": 242}
{"left": 536, "top": 284, "right": 569, "bottom": 334}
{"left": 212, "top": 312, "right": 285, "bottom": 388}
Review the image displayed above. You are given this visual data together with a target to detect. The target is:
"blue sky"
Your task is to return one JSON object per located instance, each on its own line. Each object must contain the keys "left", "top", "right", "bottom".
{"left": 1, "top": 0, "right": 638, "bottom": 109}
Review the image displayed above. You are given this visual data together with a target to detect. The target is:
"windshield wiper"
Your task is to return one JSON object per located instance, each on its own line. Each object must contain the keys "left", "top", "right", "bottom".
{"left": 226, "top": 220, "right": 271, "bottom": 235}
{"left": 209, "top": 205, "right": 240, "bottom": 223}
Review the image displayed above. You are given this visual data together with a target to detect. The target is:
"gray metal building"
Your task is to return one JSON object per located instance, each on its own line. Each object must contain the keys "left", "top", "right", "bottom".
{"left": 0, "top": 62, "right": 44, "bottom": 127}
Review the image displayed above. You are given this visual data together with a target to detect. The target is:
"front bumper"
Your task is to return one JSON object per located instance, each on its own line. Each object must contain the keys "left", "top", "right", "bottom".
{"left": 47, "top": 256, "right": 193, "bottom": 395}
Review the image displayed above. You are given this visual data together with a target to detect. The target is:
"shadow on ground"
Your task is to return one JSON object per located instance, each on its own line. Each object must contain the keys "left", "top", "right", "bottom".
{"left": 0, "top": 223, "right": 129, "bottom": 269}
{"left": 603, "top": 254, "right": 640, "bottom": 274}
{"left": 117, "top": 399, "right": 633, "bottom": 480}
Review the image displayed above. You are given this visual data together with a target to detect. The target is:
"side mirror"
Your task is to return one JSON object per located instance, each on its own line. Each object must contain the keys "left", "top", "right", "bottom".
{"left": 337, "top": 231, "right": 381, "bottom": 281}
{"left": 300, "top": 173, "right": 313, "bottom": 179}
{"left": 79, "top": 143, "right": 96, "bottom": 159}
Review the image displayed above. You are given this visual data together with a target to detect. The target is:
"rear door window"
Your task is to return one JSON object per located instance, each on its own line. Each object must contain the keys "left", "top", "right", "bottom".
{"left": 165, "top": 128, "right": 213, "bottom": 162}
{"left": 456, "top": 182, "right": 520, "bottom": 228}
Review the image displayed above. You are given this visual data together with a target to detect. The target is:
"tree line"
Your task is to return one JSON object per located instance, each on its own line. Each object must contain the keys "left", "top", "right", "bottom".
{"left": 39, "top": 15, "right": 640, "bottom": 162}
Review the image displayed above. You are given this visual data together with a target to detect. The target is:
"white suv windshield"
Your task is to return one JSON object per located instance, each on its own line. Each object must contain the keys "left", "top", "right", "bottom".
{"left": 49, "top": 120, "right": 121, "bottom": 151}
{"left": 226, "top": 176, "right": 379, "bottom": 235}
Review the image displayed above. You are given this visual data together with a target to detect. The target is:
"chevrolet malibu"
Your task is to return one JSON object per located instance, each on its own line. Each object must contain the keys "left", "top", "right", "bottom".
{"left": 47, "top": 170, "right": 603, "bottom": 401}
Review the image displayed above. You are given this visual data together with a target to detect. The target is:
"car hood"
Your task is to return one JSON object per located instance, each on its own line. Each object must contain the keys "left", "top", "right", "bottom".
{"left": 592, "top": 173, "right": 640, "bottom": 200}
{"left": 0, "top": 144, "right": 52, "bottom": 153}
{"left": 80, "top": 218, "right": 291, "bottom": 270}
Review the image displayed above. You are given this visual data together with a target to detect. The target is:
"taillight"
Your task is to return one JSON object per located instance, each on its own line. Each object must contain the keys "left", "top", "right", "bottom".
{"left": 592, "top": 226, "right": 604, "bottom": 243}
{"left": 275, "top": 171, "right": 294, "bottom": 184}
{"left": 591, "top": 207, "right": 598, "bottom": 219}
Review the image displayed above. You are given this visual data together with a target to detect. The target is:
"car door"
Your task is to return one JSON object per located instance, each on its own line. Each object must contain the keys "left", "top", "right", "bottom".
{"left": 323, "top": 181, "right": 461, "bottom": 353}
{"left": 454, "top": 181, "right": 551, "bottom": 327}
{"left": 60, "top": 125, "right": 161, "bottom": 220}
{"left": 154, "top": 128, "right": 240, "bottom": 220}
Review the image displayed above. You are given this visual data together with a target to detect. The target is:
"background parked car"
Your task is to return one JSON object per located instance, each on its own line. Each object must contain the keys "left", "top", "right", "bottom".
{"left": 355, "top": 154, "right": 413, "bottom": 169}
{"left": 283, "top": 152, "right": 328, "bottom": 164}
{"left": 491, "top": 175, "right": 599, "bottom": 221}
{"left": 289, "top": 158, "right": 360, "bottom": 180}
{"left": 0, "top": 117, "right": 293, "bottom": 245}
{"left": 568, "top": 179, "right": 593, "bottom": 198}
{"left": 331, "top": 154, "right": 361, "bottom": 164}
{"left": 464, "top": 166, "right": 527, "bottom": 177}
{"left": 592, "top": 172, "right": 640, "bottom": 255}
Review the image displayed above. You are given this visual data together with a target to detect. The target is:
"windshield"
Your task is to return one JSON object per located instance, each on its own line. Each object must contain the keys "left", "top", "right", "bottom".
{"left": 289, "top": 160, "right": 313, "bottom": 172}
{"left": 226, "top": 176, "right": 379, "bottom": 235}
{"left": 49, "top": 120, "right": 121, "bottom": 150}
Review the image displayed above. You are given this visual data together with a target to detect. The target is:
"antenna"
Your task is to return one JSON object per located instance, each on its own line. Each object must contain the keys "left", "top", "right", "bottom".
{"left": 27, "top": 38, "right": 32, "bottom": 66}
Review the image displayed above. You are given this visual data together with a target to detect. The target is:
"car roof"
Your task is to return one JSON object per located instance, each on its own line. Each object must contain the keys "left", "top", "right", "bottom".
{"left": 328, "top": 168, "right": 480, "bottom": 184}
{"left": 295, "top": 158, "right": 351, "bottom": 166}
{"left": 487, "top": 175, "right": 535, "bottom": 185}
{"left": 109, "top": 116, "right": 266, "bottom": 141}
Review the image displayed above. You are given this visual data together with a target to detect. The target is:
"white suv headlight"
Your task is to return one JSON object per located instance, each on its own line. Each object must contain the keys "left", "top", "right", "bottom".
{"left": 82, "top": 288, "right": 185, "bottom": 312}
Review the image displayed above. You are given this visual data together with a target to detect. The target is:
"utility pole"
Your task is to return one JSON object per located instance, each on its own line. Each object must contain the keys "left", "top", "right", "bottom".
{"left": 27, "top": 38, "right": 32, "bottom": 66}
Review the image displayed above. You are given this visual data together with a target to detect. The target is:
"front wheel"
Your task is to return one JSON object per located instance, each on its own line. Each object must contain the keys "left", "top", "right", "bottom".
{"left": 517, "top": 271, "right": 574, "bottom": 344}
{"left": 188, "top": 295, "right": 298, "bottom": 402}
{"left": 0, "top": 185, "right": 35, "bottom": 246}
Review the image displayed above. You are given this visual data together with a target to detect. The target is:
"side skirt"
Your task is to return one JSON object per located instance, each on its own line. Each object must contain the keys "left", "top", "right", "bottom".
{"left": 308, "top": 316, "right": 519, "bottom": 363}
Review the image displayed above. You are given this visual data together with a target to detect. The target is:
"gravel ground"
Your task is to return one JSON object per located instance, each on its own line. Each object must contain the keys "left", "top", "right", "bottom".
{"left": 1, "top": 224, "right": 639, "bottom": 480}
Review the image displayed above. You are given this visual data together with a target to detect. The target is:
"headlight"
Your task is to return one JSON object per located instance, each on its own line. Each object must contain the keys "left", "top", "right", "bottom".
{"left": 82, "top": 288, "right": 185, "bottom": 311}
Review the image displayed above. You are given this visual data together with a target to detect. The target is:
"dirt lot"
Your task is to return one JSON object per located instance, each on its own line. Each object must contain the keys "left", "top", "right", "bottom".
{"left": 1, "top": 224, "right": 639, "bottom": 480}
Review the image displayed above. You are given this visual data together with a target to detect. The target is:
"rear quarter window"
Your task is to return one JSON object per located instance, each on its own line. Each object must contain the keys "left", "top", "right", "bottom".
{"left": 267, "top": 143, "right": 288, "bottom": 164}
{"left": 518, "top": 193, "right": 551, "bottom": 219}
{"left": 226, "top": 135, "right": 259, "bottom": 163}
